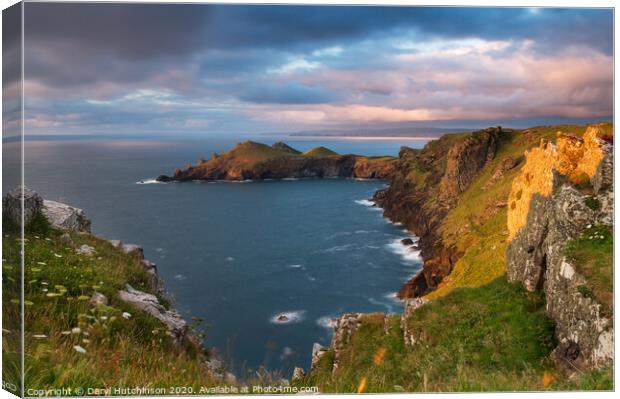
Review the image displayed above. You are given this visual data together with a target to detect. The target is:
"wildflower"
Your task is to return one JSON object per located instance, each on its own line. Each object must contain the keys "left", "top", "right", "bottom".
{"left": 71, "top": 327, "right": 81, "bottom": 334}
{"left": 100, "top": 316, "right": 108, "bottom": 321}
{"left": 42, "top": 289, "right": 48, "bottom": 293}
{"left": 73, "top": 345, "right": 87, "bottom": 354}
{"left": 60, "top": 331, "right": 71, "bottom": 335}
{"left": 586, "top": 224, "right": 592, "bottom": 229}
{"left": 37, "top": 262, "right": 46, "bottom": 265}
{"left": 122, "top": 312, "right": 132, "bottom": 320}
{"left": 82, "top": 339, "right": 90, "bottom": 344}
{"left": 41, "top": 282, "right": 48, "bottom": 285}
{"left": 45, "top": 237, "right": 51, "bottom": 241}
{"left": 33, "top": 334, "right": 47, "bottom": 339}
{"left": 54, "top": 253, "right": 62, "bottom": 258}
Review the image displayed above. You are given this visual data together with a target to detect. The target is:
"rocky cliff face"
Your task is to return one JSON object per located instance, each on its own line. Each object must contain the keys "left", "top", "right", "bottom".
{"left": 158, "top": 141, "right": 396, "bottom": 182}
{"left": 506, "top": 125, "right": 613, "bottom": 372}
{"left": 375, "top": 128, "right": 501, "bottom": 297}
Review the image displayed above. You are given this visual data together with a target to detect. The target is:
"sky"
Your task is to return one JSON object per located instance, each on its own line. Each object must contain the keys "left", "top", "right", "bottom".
{"left": 2, "top": 3, "right": 614, "bottom": 138}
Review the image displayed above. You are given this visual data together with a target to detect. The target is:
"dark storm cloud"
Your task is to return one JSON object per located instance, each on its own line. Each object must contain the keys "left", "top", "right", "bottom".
{"left": 16, "top": 3, "right": 613, "bottom": 135}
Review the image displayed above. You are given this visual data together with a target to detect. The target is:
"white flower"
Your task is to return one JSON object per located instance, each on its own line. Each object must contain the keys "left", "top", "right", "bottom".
{"left": 100, "top": 316, "right": 108, "bottom": 321}
{"left": 61, "top": 331, "right": 71, "bottom": 335}
{"left": 586, "top": 224, "right": 592, "bottom": 229}
{"left": 54, "top": 253, "right": 62, "bottom": 258}
{"left": 73, "top": 345, "right": 87, "bottom": 354}
{"left": 71, "top": 327, "right": 81, "bottom": 334}
{"left": 122, "top": 312, "right": 132, "bottom": 320}
{"left": 33, "top": 334, "right": 47, "bottom": 339}
{"left": 82, "top": 339, "right": 90, "bottom": 344}
{"left": 37, "top": 262, "right": 46, "bottom": 265}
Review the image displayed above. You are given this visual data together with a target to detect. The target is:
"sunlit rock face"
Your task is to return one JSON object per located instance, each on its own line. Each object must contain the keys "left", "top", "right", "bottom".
{"left": 506, "top": 124, "right": 613, "bottom": 371}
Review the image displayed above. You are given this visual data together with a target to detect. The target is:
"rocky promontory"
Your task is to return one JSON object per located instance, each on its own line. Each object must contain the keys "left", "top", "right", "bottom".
{"left": 157, "top": 141, "right": 396, "bottom": 182}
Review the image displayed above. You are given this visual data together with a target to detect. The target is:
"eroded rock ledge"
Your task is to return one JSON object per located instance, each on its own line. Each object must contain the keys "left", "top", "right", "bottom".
{"left": 506, "top": 125, "right": 613, "bottom": 372}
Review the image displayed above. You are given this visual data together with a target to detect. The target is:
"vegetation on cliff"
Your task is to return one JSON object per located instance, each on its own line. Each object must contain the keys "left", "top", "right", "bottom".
{"left": 2, "top": 212, "right": 222, "bottom": 392}
{"left": 302, "top": 277, "right": 609, "bottom": 392}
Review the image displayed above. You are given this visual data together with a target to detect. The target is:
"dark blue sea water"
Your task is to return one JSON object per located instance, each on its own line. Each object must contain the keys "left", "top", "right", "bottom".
{"left": 3, "top": 136, "right": 426, "bottom": 375}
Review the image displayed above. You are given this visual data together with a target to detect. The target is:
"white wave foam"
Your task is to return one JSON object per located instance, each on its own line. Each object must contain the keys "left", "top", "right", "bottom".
{"left": 322, "top": 244, "right": 356, "bottom": 253}
{"left": 305, "top": 273, "right": 317, "bottom": 282}
{"left": 354, "top": 199, "right": 375, "bottom": 207}
{"left": 316, "top": 316, "right": 337, "bottom": 329}
{"left": 270, "top": 310, "right": 306, "bottom": 324}
{"left": 136, "top": 178, "right": 163, "bottom": 185}
{"left": 225, "top": 256, "right": 235, "bottom": 262}
{"left": 173, "top": 274, "right": 187, "bottom": 281}
{"left": 386, "top": 238, "right": 422, "bottom": 263}
{"left": 289, "top": 264, "right": 305, "bottom": 270}
{"left": 282, "top": 177, "right": 299, "bottom": 181}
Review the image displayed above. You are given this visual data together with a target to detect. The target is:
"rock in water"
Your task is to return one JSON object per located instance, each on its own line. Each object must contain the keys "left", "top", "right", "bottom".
{"left": 42, "top": 199, "right": 91, "bottom": 232}
{"left": 400, "top": 238, "right": 414, "bottom": 246}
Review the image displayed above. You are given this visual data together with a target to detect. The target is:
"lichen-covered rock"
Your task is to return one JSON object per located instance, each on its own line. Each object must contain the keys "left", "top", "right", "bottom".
{"left": 118, "top": 284, "right": 187, "bottom": 344}
{"left": 2, "top": 187, "right": 43, "bottom": 227}
{"left": 292, "top": 367, "right": 305, "bottom": 381}
{"left": 89, "top": 292, "right": 108, "bottom": 306}
{"left": 76, "top": 244, "right": 96, "bottom": 256}
{"left": 507, "top": 124, "right": 613, "bottom": 371}
{"left": 42, "top": 199, "right": 91, "bottom": 232}
{"left": 310, "top": 342, "right": 327, "bottom": 371}
{"left": 401, "top": 298, "right": 428, "bottom": 346}
{"left": 120, "top": 243, "right": 144, "bottom": 259}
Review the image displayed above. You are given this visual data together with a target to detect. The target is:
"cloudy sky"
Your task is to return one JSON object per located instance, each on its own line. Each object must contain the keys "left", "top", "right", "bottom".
{"left": 2, "top": 3, "right": 614, "bottom": 137}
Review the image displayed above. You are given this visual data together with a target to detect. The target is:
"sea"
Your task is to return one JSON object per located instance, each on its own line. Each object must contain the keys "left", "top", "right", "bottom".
{"left": 2, "top": 135, "right": 427, "bottom": 376}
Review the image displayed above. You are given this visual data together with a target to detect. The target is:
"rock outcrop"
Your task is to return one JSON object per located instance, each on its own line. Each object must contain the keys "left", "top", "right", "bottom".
{"left": 2, "top": 187, "right": 43, "bottom": 227}
{"left": 118, "top": 284, "right": 188, "bottom": 345}
{"left": 506, "top": 124, "right": 613, "bottom": 372}
{"left": 42, "top": 199, "right": 91, "bottom": 232}
{"left": 376, "top": 128, "right": 502, "bottom": 297}
{"left": 401, "top": 298, "right": 428, "bottom": 346}
{"left": 157, "top": 141, "right": 396, "bottom": 182}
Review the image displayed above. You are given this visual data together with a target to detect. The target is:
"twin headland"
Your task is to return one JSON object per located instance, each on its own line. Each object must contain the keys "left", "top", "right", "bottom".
{"left": 4, "top": 122, "right": 613, "bottom": 393}
{"left": 156, "top": 141, "right": 396, "bottom": 182}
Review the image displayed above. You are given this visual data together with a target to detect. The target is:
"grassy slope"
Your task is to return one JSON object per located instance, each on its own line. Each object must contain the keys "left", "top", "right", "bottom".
{"left": 302, "top": 147, "right": 339, "bottom": 157}
{"left": 2, "top": 217, "right": 220, "bottom": 391}
{"left": 303, "top": 277, "right": 611, "bottom": 392}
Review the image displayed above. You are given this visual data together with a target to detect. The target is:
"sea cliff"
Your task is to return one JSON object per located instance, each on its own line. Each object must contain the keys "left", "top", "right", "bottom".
{"left": 302, "top": 122, "right": 613, "bottom": 392}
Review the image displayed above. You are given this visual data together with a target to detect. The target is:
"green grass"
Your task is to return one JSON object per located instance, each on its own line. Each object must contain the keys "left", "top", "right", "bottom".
{"left": 565, "top": 224, "right": 613, "bottom": 313}
{"left": 303, "top": 277, "right": 613, "bottom": 392}
{"left": 302, "top": 146, "right": 339, "bottom": 157}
